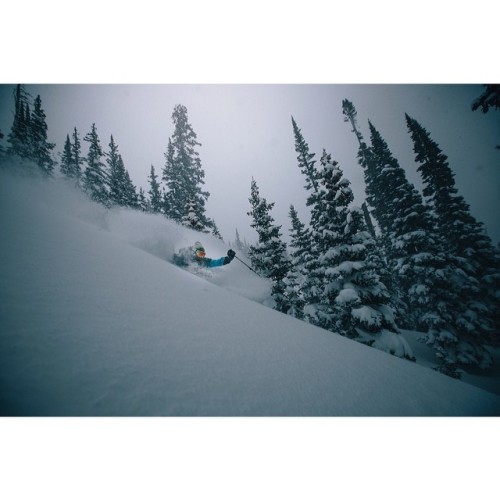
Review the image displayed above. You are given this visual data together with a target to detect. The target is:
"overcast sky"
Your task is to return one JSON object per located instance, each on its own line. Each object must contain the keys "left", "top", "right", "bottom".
{"left": 1, "top": 84, "right": 499, "bottom": 245}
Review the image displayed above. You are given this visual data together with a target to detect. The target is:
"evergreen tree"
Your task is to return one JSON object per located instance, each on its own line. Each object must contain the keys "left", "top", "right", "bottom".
{"left": 71, "top": 127, "right": 84, "bottom": 183}
{"left": 107, "top": 135, "right": 137, "bottom": 207}
{"left": 283, "top": 266, "right": 305, "bottom": 320}
{"left": 369, "top": 122, "right": 492, "bottom": 376}
{"left": 60, "top": 134, "right": 73, "bottom": 178}
{"left": 247, "top": 179, "right": 291, "bottom": 313}
{"left": 181, "top": 198, "right": 209, "bottom": 232}
{"left": 342, "top": 99, "right": 406, "bottom": 323}
{"left": 138, "top": 187, "right": 149, "bottom": 212}
{"left": 162, "top": 105, "right": 210, "bottom": 227}
{"left": 107, "top": 135, "right": 123, "bottom": 205}
{"left": 121, "top": 166, "right": 139, "bottom": 208}
{"left": 471, "top": 84, "right": 500, "bottom": 113}
{"left": 7, "top": 84, "right": 31, "bottom": 159}
{"left": 471, "top": 85, "right": 500, "bottom": 150}
{"left": 306, "top": 151, "right": 412, "bottom": 357}
{"left": 30, "top": 95, "right": 55, "bottom": 175}
{"left": 83, "top": 124, "right": 109, "bottom": 205}
{"left": 288, "top": 205, "right": 314, "bottom": 274}
{"left": 147, "top": 165, "right": 163, "bottom": 213}
{"left": 282, "top": 206, "right": 313, "bottom": 321}
{"left": 406, "top": 114, "right": 500, "bottom": 345}
{"left": 342, "top": 99, "right": 377, "bottom": 192}
{"left": 107, "top": 139, "right": 138, "bottom": 209}
{"left": 291, "top": 116, "right": 319, "bottom": 198}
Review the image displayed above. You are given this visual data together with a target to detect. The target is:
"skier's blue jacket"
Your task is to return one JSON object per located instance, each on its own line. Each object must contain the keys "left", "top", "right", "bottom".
{"left": 173, "top": 246, "right": 235, "bottom": 268}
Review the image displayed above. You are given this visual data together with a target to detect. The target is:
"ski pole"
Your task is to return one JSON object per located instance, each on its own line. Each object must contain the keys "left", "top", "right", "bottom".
{"left": 234, "top": 255, "right": 260, "bottom": 276}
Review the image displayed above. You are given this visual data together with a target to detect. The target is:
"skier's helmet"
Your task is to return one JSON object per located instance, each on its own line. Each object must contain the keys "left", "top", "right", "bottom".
{"left": 193, "top": 241, "right": 206, "bottom": 259}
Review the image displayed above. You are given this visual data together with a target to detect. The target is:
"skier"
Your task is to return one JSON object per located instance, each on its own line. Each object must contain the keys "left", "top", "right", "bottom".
{"left": 173, "top": 241, "right": 236, "bottom": 268}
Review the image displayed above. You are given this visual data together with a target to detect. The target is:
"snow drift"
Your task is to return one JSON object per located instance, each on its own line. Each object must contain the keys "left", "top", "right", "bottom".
{"left": 1, "top": 169, "right": 499, "bottom": 416}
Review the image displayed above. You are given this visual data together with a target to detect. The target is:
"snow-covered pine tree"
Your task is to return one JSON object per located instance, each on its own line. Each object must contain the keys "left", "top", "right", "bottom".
{"left": 71, "top": 127, "right": 84, "bottom": 183}
{"left": 288, "top": 205, "right": 312, "bottom": 271}
{"left": 121, "top": 164, "right": 139, "bottom": 208}
{"left": 30, "top": 95, "right": 55, "bottom": 175}
{"left": 60, "top": 134, "right": 73, "bottom": 178}
{"left": 181, "top": 198, "right": 209, "bottom": 233}
{"left": 291, "top": 116, "right": 319, "bottom": 199}
{"left": 162, "top": 105, "right": 210, "bottom": 228}
{"left": 406, "top": 114, "right": 500, "bottom": 345}
{"left": 83, "top": 124, "right": 109, "bottom": 206}
{"left": 107, "top": 135, "right": 127, "bottom": 206}
{"left": 147, "top": 165, "right": 163, "bottom": 213}
{"left": 7, "top": 84, "right": 32, "bottom": 160}
{"left": 306, "top": 151, "right": 412, "bottom": 357}
{"left": 282, "top": 206, "right": 313, "bottom": 320}
{"left": 138, "top": 187, "right": 149, "bottom": 212}
{"left": 287, "top": 204, "right": 317, "bottom": 285}
{"left": 59, "top": 129, "right": 81, "bottom": 183}
{"left": 283, "top": 265, "right": 305, "bottom": 320}
{"left": 247, "top": 178, "right": 291, "bottom": 313}
{"left": 369, "top": 121, "right": 492, "bottom": 376}
{"left": 342, "top": 99, "right": 406, "bottom": 323}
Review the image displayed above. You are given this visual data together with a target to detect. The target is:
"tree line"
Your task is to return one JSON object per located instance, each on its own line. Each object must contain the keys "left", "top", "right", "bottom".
{"left": 246, "top": 92, "right": 499, "bottom": 378}
{"left": 0, "top": 86, "right": 221, "bottom": 237}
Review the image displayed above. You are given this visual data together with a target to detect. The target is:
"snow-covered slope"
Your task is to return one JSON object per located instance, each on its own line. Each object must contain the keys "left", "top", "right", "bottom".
{"left": 1, "top": 171, "right": 499, "bottom": 416}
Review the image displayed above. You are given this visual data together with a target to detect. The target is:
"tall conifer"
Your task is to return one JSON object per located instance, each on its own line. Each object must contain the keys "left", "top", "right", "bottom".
{"left": 406, "top": 114, "right": 500, "bottom": 345}
{"left": 148, "top": 165, "right": 163, "bottom": 213}
{"left": 368, "top": 122, "right": 492, "bottom": 376}
{"left": 163, "top": 105, "right": 210, "bottom": 229}
{"left": 30, "top": 95, "right": 55, "bottom": 175}
{"left": 83, "top": 124, "right": 109, "bottom": 205}
{"left": 247, "top": 179, "right": 291, "bottom": 313}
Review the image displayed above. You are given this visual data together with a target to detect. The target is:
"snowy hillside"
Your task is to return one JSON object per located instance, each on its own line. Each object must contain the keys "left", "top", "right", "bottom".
{"left": 1, "top": 170, "right": 499, "bottom": 416}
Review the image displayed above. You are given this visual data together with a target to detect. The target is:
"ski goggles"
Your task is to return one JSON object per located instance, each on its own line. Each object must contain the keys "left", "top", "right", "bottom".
{"left": 195, "top": 249, "right": 206, "bottom": 258}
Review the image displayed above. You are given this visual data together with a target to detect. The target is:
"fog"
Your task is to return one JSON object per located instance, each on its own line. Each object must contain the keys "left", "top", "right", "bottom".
{"left": 1, "top": 84, "right": 498, "bottom": 245}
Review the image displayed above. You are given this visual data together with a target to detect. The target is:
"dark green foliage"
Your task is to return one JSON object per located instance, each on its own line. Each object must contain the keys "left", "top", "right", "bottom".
{"left": 291, "top": 116, "right": 319, "bottom": 196}
{"left": 7, "top": 85, "right": 32, "bottom": 159}
{"left": 288, "top": 205, "right": 314, "bottom": 272}
{"left": 30, "top": 95, "right": 55, "bottom": 175}
{"left": 306, "top": 151, "right": 400, "bottom": 347}
{"left": 59, "top": 134, "right": 73, "bottom": 178}
{"left": 6, "top": 87, "right": 55, "bottom": 173}
{"left": 162, "top": 105, "right": 210, "bottom": 229}
{"left": 181, "top": 198, "right": 209, "bottom": 233}
{"left": 71, "top": 127, "right": 84, "bottom": 182}
{"left": 147, "top": 165, "right": 163, "bottom": 213}
{"left": 406, "top": 114, "right": 500, "bottom": 347}
{"left": 138, "top": 187, "right": 149, "bottom": 212}
{"left": 107, "top": 136, "right": 138, "bottom": 208}
{"left": 471, "top": 84, "right": 500, "bottom": 113}
{"left": 209, "top": 220, "right": 223, "bottom": 240}
{"left": 247, "top": 179, "right": 291, "bottom": 313}
{"left": 83, "top": 124, "right": 109, "bottom": 205}
{"left": 472, "top": 84, "right": 500, "bottom": 150}
{"left": 367, "top": 121, "right": 493, "bottom": 376}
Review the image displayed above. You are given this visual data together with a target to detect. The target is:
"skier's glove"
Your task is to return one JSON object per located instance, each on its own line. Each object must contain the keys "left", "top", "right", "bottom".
{"left": 227, "top": 249, "right": 236, "bottom": 261}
